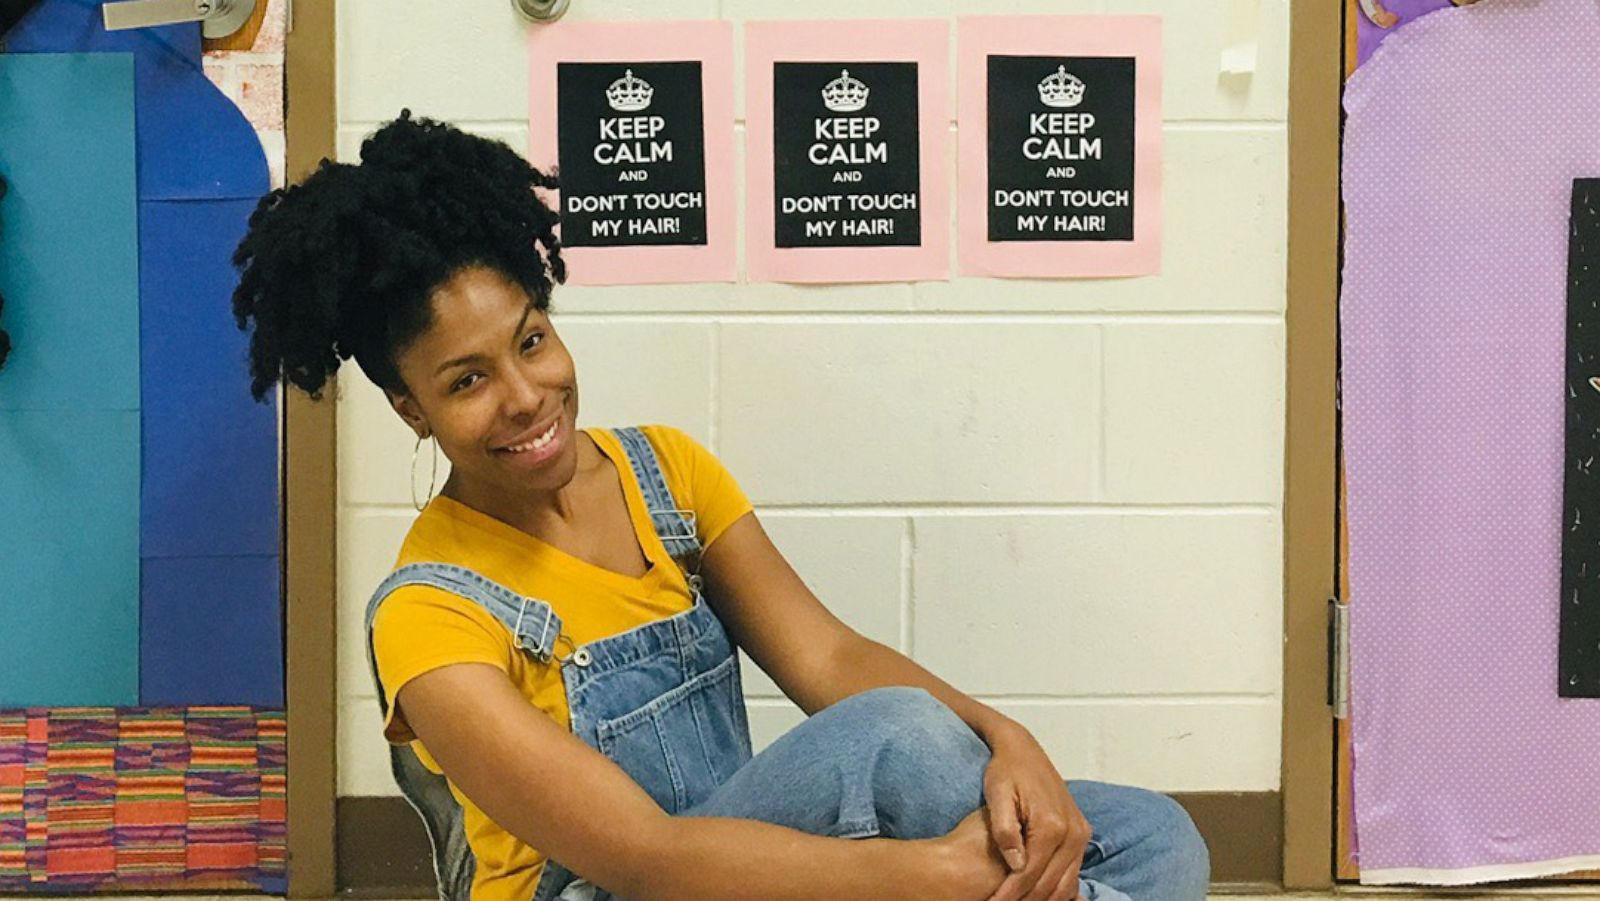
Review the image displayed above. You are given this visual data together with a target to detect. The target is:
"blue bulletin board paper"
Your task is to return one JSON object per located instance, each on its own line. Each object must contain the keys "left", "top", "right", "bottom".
{"left": 139, "top": 555, "right": 283, "bottom": 707}
{"left": 139, "top": 199, "right": 279, "bottom": 558}
{"left": 0, "top": 53, "right": 140, "bottom": 412}
{"left": 0, "top": 411, "right": 140, "bottom": 707}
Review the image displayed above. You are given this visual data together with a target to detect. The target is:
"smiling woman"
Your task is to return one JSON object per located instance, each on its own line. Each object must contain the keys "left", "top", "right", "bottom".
{"left": 229, "top": 110, "right": 1208, "bottom": 901}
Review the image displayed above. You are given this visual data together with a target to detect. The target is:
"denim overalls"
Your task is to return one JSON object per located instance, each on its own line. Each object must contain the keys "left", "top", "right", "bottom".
{"left": 364, "top": 427, "right": 753, "bottom": 901}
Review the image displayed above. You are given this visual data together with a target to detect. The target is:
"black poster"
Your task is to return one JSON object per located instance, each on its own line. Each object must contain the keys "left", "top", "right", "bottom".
{"left": 771, "top": 62, "right": 921, "bottom": 248}
{"left": 985, "top": 55, "right": 1136, "bottom": 243}
{"left": 1561, "top": 178, "right": 1600, "bottom": 698}
{"left": 556, "top": 61, "right": 708, "bottom": 247}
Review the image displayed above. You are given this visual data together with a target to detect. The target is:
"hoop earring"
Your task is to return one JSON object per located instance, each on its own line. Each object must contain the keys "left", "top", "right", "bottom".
{"left": 411, "top": 434, "right": 439, "bottom": 512}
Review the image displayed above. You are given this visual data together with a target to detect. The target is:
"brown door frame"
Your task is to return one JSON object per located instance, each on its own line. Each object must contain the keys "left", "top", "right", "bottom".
{"left": 1282, "top": 0, "right": 1343, "bottom": 890}
{"left": 283, "top": 0, "right": 338, "bottom": 895}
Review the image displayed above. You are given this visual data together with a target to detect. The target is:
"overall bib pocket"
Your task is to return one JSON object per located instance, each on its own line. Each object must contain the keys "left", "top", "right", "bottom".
{"left": 595, "top": 653, "right": 750, "bottom": 813}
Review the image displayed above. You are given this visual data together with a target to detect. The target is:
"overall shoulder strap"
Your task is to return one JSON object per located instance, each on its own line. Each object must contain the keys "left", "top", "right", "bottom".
{"left": 364, "top": 562, "right": 565, "bottom": 715}
{"left": 612, "top": 427, "right": 704, "bottom": 578}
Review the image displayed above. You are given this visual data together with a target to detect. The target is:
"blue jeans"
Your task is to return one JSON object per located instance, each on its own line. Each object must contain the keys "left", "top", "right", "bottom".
{"left": 568, "top": 686, "right": 1211, "bottom": 899}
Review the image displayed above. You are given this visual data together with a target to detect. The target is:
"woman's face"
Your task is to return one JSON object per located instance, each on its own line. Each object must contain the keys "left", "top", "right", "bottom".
{"left": 388, "top": 264, "right": 581, "bottom": 499}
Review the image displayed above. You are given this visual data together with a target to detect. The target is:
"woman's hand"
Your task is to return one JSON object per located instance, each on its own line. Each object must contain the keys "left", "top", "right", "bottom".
{"left": 978, "top": 722, "right": 1092, "bottom": 901}
{"left": 924, "top": 807, "right": 1011, "bottom": 901}
{"left": 927, "top": 806, "right": 1083, "bottom": 901}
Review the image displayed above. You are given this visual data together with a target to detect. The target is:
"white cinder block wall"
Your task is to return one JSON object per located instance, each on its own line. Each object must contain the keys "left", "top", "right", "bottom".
{"left": 334, "top": 0, "right": 1289, "bottom": 798}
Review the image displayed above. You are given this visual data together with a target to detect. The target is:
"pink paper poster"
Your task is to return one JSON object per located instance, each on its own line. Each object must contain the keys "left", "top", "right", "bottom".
{"left": 528, "top": 21, "right": 735, "bottom": 285}
{"left": 958, "top": 17, "right": 1163, "bottom": 278}
{"left": 745, "top": 20, "right": 949, "bottom": 284}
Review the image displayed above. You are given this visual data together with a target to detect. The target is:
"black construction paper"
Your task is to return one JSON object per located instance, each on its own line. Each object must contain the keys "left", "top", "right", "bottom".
{"left": 771, "top": 62, "right": 921, "bottom": 249}
{"left": 556, "top": 61, "right": 709, "bottom": 247}
{"left": 1560, "top": 177, "right": 1600, "bottom": 698}
{"left": 985, "top": 54, "right": 1136, "bottom": 244}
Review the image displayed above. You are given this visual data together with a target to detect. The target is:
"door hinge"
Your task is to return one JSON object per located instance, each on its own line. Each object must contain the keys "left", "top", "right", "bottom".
{"left": 1329, "top": 597, "right": 1350, "bottom": 720}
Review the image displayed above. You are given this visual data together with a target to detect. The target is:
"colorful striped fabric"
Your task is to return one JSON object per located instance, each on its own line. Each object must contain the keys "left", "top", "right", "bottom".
{"left": 0, "top": 707, "right": 284, "bottom": 893}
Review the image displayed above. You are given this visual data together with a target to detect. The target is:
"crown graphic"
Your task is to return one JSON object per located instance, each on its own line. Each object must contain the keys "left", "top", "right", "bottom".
{"left": 606, "top": 69, "right": 654, "bottom": 112}
{"left": 821, "top": 69, "right": 869, "bottom": 113}
{"left": 1038, "top": 65, "right": 1086, "bottom": 108}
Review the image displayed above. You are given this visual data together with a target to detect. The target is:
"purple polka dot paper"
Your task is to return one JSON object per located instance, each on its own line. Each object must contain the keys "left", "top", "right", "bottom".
{"left": 1352, "top": 0, "right": 1455, "bottom": 69}
{"left": 1342, "top": 0, "right": 1600, "bottom": 885}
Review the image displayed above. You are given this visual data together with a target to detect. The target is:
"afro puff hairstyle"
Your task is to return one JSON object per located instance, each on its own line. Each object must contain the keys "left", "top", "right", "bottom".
{"left": 231, "top": 110, "right": 566, "bottom": 401}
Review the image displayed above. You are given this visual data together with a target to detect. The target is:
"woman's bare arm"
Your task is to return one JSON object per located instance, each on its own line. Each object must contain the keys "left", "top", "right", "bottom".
{"left": 396, "top": 662, "right": 990, "bottom": 901}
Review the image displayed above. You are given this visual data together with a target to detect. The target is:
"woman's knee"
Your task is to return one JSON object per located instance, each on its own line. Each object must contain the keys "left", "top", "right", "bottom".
{"left": 834, "top": 687, "right": 989, "bottom": 838}
{"left": 1130, "top": 791, "right": 1210, "bottom": 896}
{"left": 842, "top": 687, "right": 989, "bottom": 772}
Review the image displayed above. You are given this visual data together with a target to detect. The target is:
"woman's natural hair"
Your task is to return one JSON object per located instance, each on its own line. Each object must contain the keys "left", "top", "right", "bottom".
{"left": 231, "top": 109, "right": 565, "bottom": 400}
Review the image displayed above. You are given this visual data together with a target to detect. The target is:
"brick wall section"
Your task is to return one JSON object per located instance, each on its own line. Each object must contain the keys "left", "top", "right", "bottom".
{"left": 202, "top": 0, "right": 287, "bottom": 189}
{"left": 333, "top": 0, "right": 1290, "bottom": 798}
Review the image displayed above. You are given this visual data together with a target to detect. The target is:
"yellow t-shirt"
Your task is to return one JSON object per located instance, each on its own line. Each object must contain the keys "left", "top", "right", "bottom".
{"left": 369, "top": 425, "right": 754, "bottom": 901}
